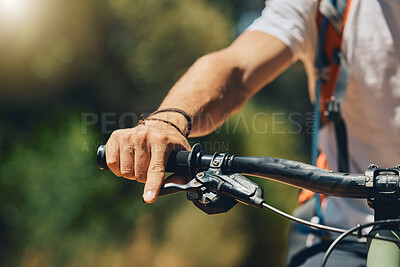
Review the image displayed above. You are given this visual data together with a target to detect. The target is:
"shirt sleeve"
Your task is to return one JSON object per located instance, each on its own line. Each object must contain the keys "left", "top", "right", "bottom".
{"left": 247, "top": 0, "right": 318, "bottom": 61}
{"left": 247, "top": 0, "right": 319, "bottom": 99}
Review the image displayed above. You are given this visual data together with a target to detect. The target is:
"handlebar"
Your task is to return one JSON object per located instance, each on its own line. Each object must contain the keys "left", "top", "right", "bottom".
{"left": 231, "top": 157, "right": 366, "bottom": 198}
{"left": 97, "top": 144, "right": 400, "bottom": 266}
{"left": 97, "top": 144, "right": 367, "bottom": 198}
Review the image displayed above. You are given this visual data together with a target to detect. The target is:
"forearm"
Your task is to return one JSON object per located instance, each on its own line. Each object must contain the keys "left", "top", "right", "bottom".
{"left": 152, "top": 31, "right": 294, "bottom": 137}
{"left": 109, "top": 31, "right": 294, "bottom": 203}
{"left": 157, "top": 51, "right": 248, "bottom": 137}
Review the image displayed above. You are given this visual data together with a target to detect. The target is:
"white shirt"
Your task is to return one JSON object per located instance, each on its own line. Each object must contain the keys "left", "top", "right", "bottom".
{"left": 248, "top": 0, "right": 400, "bottom": 229}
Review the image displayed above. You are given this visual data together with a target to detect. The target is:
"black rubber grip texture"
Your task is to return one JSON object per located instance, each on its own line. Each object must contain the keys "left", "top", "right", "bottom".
{"left": 165, "top": 150, "right": 190, "bottom": 174}
{"left": 231, "top": 157, "right": 366, "bottom": 198}
{"left": 96, "top": 145, "right": 190, "bottom": 174}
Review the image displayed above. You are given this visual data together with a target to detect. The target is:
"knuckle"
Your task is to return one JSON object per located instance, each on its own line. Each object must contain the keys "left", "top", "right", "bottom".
{"left": 109, "top": 130, "right": 122, "bottom": 141}
{"left": 120, "top": 162, "right": 133, "bottom": 174}
{"left": 107, "top": 157, "right": 118, "bottom": 166}
{"left": 110, "top": 130, "right": 119, "bottom": 138}
{"left": 135, "top": 130, "right": 148, "bottom": 144}
{"left": 120, "top": 169, "right": 133, "bottom": 176}
{"left": 120, "top": 132, "right": 132, "bottom": 143}
{"left": 137, "top": 125, "right": 149, "bottom": 134}
{"left": 122, "top": 144, "right": 134, "bottom": 154}
{"left": 150, "top": 131, "right": 167, "bottom": 141}
{"left": 148, "top": 163, "right": 165, "bottom": 174}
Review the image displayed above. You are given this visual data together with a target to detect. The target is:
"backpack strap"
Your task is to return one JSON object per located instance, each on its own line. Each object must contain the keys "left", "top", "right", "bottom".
{"left": 299, "top": 0, "right": 352, "bottom": 239}
{"left": 319, "top": 0, "right": 348, "bottom": 33}
{"left": 313, "top": 0, "right": 352, "bottom": 171}
{"left": 325, "top": 51, "right": 350, "bottom": 172}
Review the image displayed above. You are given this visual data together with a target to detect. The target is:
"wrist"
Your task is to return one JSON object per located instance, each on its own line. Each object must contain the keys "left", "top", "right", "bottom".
{"left": 147, "top": 111, "right": 190, "bottom": 137}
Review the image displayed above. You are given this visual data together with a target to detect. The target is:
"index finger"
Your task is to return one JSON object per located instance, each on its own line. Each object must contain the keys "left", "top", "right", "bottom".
{"left": 142, "top": 143, "right": 170, "bottom": 203}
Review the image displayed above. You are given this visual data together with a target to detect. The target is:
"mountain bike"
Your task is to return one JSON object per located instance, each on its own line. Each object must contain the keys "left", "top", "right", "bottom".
{"left": 97, "top": 143, "right": 400, "bottom": 267}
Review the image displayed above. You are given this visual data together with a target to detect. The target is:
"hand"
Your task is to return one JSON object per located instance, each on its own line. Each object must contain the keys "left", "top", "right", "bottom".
{"left": 105, "top": 120, "right": 190, "bottom": 203}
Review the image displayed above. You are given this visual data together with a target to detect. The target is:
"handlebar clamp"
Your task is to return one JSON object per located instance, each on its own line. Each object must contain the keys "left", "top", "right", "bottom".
{"left": 365, "top": 164, "right": 400, "bottom": 212}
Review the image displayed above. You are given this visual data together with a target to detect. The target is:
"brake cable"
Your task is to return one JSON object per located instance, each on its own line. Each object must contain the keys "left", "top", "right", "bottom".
{"left": 261, "top": 202, "right": 345, "bottom": 234}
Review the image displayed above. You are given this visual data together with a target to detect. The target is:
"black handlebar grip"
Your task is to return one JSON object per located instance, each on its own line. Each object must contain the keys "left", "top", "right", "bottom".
{"left": 165, "top": 150, "right": 190, "bottom": 174}
{"left": 97, "top": 145, "right": 109, "bottom": 170}
{"left": 96, "top": 145, "right": 191, "bottom": 174}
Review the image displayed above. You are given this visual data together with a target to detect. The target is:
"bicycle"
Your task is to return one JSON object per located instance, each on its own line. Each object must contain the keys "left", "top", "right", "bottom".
{"left": 97, "top": 143, "right": 400, "bottom": 267}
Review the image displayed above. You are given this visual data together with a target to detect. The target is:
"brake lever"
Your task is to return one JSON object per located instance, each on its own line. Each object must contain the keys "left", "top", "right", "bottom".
{"left": 158, "top": 169, "right": 264, "bottom": 211}
{"left": 158, "top": 172, "right": 238, "bottom": 214}
{"left": 158, "top": 178, "right": 203, "bottom": 197}
{"left": 158, "top": 151, "right": 265, "bottom": 214}
{"left": 158, "top": 170, "right": 223, "bottom": 196}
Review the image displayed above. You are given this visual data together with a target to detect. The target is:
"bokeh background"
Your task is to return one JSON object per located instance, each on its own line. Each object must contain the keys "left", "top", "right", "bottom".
{"left": 0, "top": 0, "right": 313, "bottom": 266}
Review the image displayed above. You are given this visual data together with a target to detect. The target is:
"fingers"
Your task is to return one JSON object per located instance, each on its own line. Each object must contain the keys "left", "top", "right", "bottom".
{"left": 106, "top": 138, "right": 122, "bottom": 177}
{"left": 134, "top": 141, "right": 150, "bottom": 183}
{"left": 106, "top": 123, "right": 192, "bottom": 203}
{"left": 143, "top": 143, "right": 169, "bottom": 203}
{"left": 119, "top": 143, "right": 135, "bottom": 179}
{"left": 107, "top": 130, "right": 136, "bottom": 179}
{"left": 143, "top": 140, "right": 191, "bottom": 203}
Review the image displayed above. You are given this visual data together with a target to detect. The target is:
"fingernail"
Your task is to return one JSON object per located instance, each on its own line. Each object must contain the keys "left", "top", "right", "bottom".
{"left": 141, "top": 196, "right": 146, "bottom": 203}
{"left": 144, "top": 190, "right": 155, "bottom": 202}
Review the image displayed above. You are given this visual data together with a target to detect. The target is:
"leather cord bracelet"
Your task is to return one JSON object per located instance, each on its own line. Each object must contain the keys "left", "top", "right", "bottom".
{"left": 137, "top": 113, "right": 189, "bottom": 138}
{"left": 144, "top": 117, "right": 187, "bottom": 137}
{"left": 149, "top": 108, "right": 192, "bottom": 137}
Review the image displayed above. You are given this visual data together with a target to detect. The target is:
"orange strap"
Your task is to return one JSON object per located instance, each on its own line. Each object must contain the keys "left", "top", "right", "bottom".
{"left": 318, "top": 0, "right": 353, "bottom": 124}
{"left": 298, "top": 0, "right": 353, "bottom": 205}
{"left": 298, "top": 153, "right": 329, "bottom": 204}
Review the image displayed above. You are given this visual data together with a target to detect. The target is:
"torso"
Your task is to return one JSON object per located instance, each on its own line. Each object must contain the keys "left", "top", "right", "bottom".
{"left": 320, "top": 0, "right": 400, "bottom": 228}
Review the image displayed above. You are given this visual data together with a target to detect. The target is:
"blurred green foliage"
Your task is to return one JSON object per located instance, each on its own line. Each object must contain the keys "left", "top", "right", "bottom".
{"left": 0, "top": 0, "right": 311, "bottom": 266}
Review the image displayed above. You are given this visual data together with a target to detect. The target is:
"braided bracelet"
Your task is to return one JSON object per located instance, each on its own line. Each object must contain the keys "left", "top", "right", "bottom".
{"left": 144, "top": 117, "right": 186, "bottom": 137}
{"left": 149, "top": 108, "right": 192, "bottom": 137}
